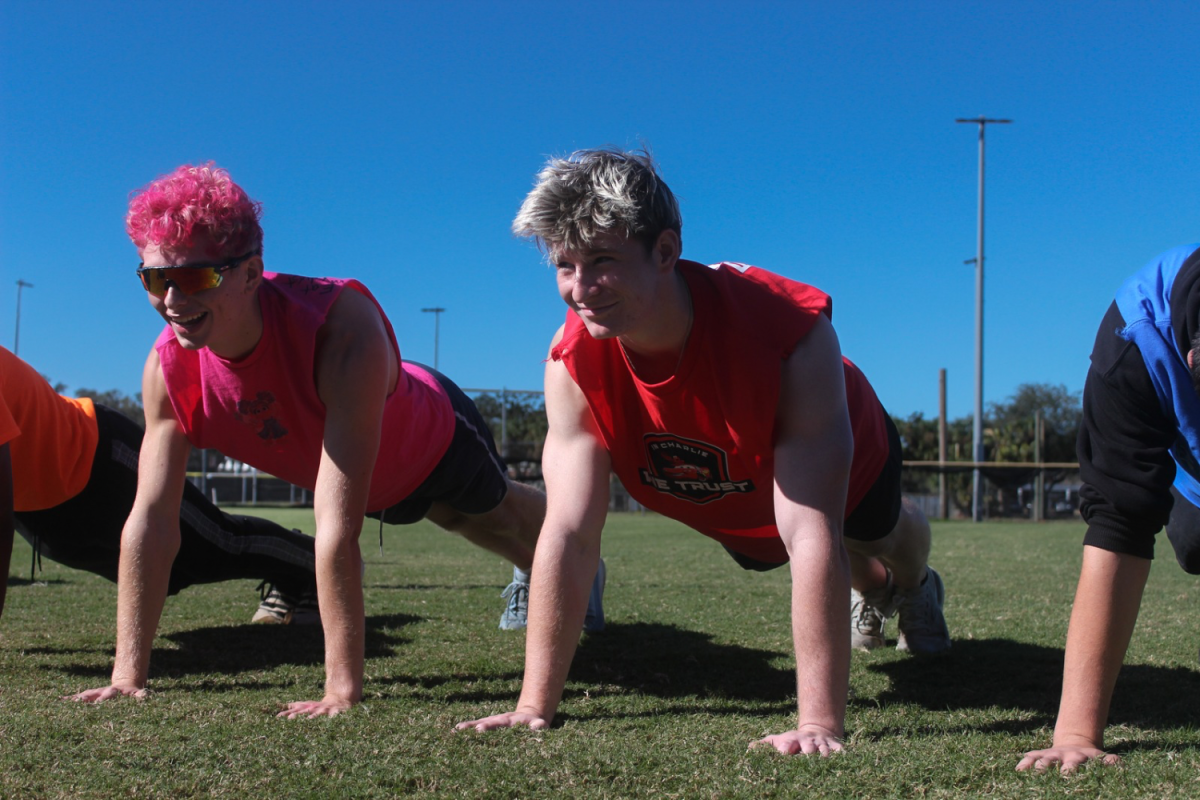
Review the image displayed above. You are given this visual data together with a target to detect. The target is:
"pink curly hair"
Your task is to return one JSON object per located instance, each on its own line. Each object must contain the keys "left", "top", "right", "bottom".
{"left": 126, "top": 163, "right": 263, "bottom": 258}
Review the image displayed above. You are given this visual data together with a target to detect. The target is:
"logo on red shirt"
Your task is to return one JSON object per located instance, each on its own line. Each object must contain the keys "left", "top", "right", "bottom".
{"left": 639, "top": 433, "right": 755, "bottom": 504}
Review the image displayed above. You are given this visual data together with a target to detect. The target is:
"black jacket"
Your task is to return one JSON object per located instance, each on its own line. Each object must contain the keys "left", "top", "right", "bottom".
{"left": 1079, "top": 247, "right": 1200, "bottom": 558}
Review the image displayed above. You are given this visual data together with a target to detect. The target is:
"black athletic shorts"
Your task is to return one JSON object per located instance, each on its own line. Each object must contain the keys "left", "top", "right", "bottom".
{"left": 723, "top": 410, "right": 904, "bottom": 572}
{"left": 1166, "top": 485, "right": 1200, "bottom": 574}
{"left": 366, "top": 364, "right": 509, "bottom": 526}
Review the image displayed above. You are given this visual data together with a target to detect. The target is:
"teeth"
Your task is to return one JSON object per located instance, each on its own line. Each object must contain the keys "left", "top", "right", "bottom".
{"left": 172, "top": 312, "right": 205, "bottom": 325}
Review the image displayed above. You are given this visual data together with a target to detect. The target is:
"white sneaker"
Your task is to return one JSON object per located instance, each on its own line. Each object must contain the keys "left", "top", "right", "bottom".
{"left": 850, "top": 571, "right": 900, "bottom": 650}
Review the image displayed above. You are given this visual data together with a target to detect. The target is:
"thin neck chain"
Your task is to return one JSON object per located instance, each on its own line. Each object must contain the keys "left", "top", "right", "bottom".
{"left": 619, "top": 281, "right": 693, "bottom": 381}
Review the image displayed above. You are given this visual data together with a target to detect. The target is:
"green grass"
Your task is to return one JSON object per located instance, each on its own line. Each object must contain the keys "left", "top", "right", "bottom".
{"left": 4, "top": 513, "right": 1200, "bottom": 798}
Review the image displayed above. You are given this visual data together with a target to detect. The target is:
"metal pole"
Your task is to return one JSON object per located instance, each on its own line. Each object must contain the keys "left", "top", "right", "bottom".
{"left": 500, "top": 387, "right": 508, "bottom": 458}
{"left": 13, "top": 280, "right": 33, "bottom": 356}
{"left": 421, "top": 307, "right": 446, "bottom": 370}
{"left": 956, "top": 116, "right": 1011, "bottom": 522}
{"left": 938, "top": 368, "right": 948, "bottom": 520}
{"left": 1034, "top": 410, "right": 1045, "bottom": 522}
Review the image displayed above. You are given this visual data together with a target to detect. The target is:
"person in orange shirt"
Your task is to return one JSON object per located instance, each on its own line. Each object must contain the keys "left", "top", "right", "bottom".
{"left": 0, "top": 345, "right": 317, "bottom": 624}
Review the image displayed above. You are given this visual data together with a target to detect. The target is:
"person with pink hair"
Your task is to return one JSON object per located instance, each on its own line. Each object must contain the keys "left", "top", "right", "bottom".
{"left": 70, "top": 163, "right": 603, "bottom": 718}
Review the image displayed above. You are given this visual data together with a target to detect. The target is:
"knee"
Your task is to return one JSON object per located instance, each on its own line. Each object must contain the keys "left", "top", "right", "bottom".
{"left": 1169, "top": 530, "right": 1200, "bottom": 575}
{"left": 426, "top": 503, "right": 471, "bottom": 534}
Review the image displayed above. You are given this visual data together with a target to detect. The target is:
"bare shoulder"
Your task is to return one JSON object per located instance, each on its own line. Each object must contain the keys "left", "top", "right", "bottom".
{"left": 323, "top": 286, "right": 388, "bottom": 339}
{"left": 135, "top": 347, "right": 191, "bottom": 500}
{"left": 549, "top": 322, "right": 567, "bottom": 352}
{"left": 140, "top": 348, "right": 179, "bottom": 429}
{"left": 315, "top": 287, "right": 395, "bottom": 403}
{"left": 544, "top": 326, "right": 600, "bottom": 444}
{"left": 787, "top": 313, "right": 841, "bottom": 366}
{"left": 544, "top": 324, "right": 579, "bottom": 403}
{"left": 777, "top": 313, "right": 848, "bottom": 432}
{"left": 317, "top": 288, "right": 392, "bottom": 369}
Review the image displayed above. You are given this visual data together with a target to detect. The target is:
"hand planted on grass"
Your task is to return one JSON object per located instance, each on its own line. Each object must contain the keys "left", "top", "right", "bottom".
{"left": 277, "top": 696, "right": 356, "bottom": 719}
{"left": 1016, "top": 744, "right": 1120, "bottom": 773}
{"left": 455, "top": 711, "right": 550, "bottom": 732}
{"left": 750, "top": 726, "right": 843, "bottom": 757}
{"left": 66, "top": 684, "right": 147, "bottom": 703}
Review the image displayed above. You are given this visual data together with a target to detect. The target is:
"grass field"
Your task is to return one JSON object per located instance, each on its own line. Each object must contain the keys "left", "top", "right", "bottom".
{"left": 3, "top": 513, "right": 1200, "bottom": 798}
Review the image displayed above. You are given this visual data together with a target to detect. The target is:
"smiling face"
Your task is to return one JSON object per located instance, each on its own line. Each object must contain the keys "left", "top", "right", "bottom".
{"left": 553, "top": 230, "right": 681, "bottom": 345}
{"left": 140, "top": 241, "right": 264, "bottom": 359}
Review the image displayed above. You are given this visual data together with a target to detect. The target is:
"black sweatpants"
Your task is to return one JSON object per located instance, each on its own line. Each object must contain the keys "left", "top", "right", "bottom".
{"left": 13, "top": 404, "right": 316, "bottom": 596}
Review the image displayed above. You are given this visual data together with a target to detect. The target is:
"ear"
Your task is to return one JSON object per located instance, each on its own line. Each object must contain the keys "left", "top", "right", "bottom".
{"left": 653, "top": 229, "right": 681, "bottom": 273}
{"left": 1190, "top": 349, "right": 1196, "bottom": 370}
{"left": 242, "top": 255, "right": 265, "bottom": 294}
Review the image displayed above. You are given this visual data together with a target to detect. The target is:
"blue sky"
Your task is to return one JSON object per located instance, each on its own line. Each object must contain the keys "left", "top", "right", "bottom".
{"left": 3, "top": 1, "right": 1199, "bottom": 420}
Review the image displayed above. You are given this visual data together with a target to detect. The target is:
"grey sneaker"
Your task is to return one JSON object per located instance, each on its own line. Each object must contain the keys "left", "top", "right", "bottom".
{"left": 499, "top": 579, "right": 529, "bottom": 630}
{"left": 252, "top": 581, "right": 320, "bottom": 625}
{"left": 895, "top": 567, "right": 951, "bottom": 654}
{"left": 850, "top": 571, "right": 900, "bottom": 650}
{"left": 583, "top": 558, "right": 607, "bottom": 633}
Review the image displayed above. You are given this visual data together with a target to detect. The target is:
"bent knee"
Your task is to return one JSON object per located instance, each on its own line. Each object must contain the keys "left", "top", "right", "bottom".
{"left": 1169, "top": 533, "right": 1200, "bottom": 574}
{"left": 425, "top": 502, "right": 471, "bottom": 533}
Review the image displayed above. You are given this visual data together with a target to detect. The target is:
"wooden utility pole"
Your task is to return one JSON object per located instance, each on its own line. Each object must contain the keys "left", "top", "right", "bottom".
{"left": 1033, "top": 410, "right": 1045, "bottom": 522}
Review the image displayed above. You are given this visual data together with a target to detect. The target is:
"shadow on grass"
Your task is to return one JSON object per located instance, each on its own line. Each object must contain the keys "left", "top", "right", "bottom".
{"left": 567, "top": 621, "right": 794, "bottom": 702}
{"left": 867, "top": 638, "right": 1063, "bottom": 717}
{"left": 54, "top": 612, "right": 421, "bottom": 680}
{"left": 867, "top": 637, "right": 1200, "bottom": 734}
{"left": 442, "top": 622, "right": 796, "bottom": 720}
{"left": 369, "top": 583, "right": 499, "bottom": 591}
{"left": 6, "top": 577, "right": 70, "bottom": 587}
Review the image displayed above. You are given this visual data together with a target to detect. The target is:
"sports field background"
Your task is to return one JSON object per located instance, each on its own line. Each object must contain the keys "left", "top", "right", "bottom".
{"left": 2, "top": 513, "right": 1199, "bottom": 798}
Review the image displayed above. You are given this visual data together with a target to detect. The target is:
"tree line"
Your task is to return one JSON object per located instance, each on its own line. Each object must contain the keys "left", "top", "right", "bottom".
{"left": 892, "top": 382, "right": 1082, "bottom": 515}
{"left": 46, "top": 374, "right": 1082, "bottom": 514}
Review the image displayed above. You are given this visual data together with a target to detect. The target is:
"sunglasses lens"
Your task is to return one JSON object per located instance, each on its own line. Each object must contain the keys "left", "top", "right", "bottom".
{"left": 139, "top": 267, "right": 222, "bottom": 296}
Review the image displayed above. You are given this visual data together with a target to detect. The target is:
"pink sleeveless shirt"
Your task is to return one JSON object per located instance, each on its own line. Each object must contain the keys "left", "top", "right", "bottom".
{"left": 155, "top": 273, "right": 454, "bottom": 511}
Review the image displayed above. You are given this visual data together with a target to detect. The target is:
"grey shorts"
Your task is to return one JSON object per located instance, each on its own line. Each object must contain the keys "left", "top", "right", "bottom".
{"left": 366, "top": 364, "right": 509, "bottom": 526}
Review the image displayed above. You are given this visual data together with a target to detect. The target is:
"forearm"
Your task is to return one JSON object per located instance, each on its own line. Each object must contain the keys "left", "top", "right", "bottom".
{"left": 789, "top": 539, "right": 851, "bottom": 734}
{"left": 315, "top": 525, "right": 365, "bottom": 704}
{"left": 516, "top": 529, "right": 600, "bottom": 721}
{"left": 111, "top": 520, "right": 180, "bottom": 687}
{"left": 1052, "top": 546, "right": 1150, "bottom": 748}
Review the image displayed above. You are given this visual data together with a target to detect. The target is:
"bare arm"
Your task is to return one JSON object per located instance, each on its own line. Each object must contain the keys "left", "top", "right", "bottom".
{"left": 1016, "top": 545, "right": 1148, "bottom": 772}
{"left": 279, "top": 289, "right": 394, "bottom": 719}
{"left": 457, "top": 326, "right": 611, "bottom": 731}
{"left": 751, "top": 314, "right": 852, "bottom": 756}
{"left": 70, "top": 349, "right": 190, "bottom": 701}
{"left": 0, "top": 443, "right": 13, "bottom": 620}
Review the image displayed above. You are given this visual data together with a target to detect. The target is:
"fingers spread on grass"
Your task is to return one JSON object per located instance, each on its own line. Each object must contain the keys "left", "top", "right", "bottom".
{"left": 454, "top": 712, "right": 548, "bottom": 732}
{"left": 750, "top": 730, "right": 843, "bottom": 756}
{"left": 277, "top": 699, "right": 352, "bottom": 719}
{"left": 1016, "top": 746, "right": 1120, "bottom": 773}
{"left": 64, "top": 685, "right": 147, "bottom": 703}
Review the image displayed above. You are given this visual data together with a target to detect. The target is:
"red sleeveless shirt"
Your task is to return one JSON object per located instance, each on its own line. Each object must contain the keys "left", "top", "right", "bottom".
{"left": 552, "top": 260, "right": 888, "bottom": 563}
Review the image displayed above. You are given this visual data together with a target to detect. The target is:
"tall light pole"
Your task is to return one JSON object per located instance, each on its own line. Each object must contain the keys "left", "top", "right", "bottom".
{"left": 956, "top": 115, "right": 1011, "bottom": 522}
{"left": 421, "top": 307, "right": 445, "bottom": 370}
{"left": 13, "top": 279, "right": 33, "bottom": 356}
